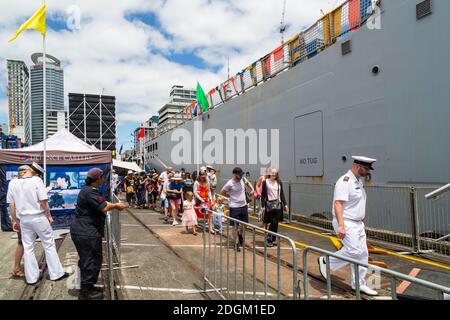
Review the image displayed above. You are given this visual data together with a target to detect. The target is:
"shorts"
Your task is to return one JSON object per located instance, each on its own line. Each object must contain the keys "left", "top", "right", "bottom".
{"left": 161, "top": 198, "right": 169, "bottom": 208}
{"left": 229, "top": 205, "right": 248, "bottom": 226}
{"left": 169, "top": 198, "right": 181, "bottom": 206}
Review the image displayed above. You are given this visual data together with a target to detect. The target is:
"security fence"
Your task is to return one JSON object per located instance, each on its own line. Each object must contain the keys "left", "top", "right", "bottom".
{"left": 302, "top": 245, "right": 450, "bottom": 300}
{"left": 105, "top": 193, "right": 122, "bottom": 300}
{"left": 160, "top": 0, "right": 379, "bottom": 133}
{"left": 201, "top": 208, "right": 299, "bottom": 300}
{"left": 287, "top": 183, "right": 450, "bottom": 258}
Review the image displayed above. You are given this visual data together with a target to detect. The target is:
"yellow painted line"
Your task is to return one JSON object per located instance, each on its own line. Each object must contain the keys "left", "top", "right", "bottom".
{"left": 248, "top": 214, "right": 450, "bottom": 271}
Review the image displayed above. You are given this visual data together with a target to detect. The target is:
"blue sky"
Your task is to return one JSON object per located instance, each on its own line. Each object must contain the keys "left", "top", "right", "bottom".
{"left": 0, "top": 0, "right": 339, "bottom": 151}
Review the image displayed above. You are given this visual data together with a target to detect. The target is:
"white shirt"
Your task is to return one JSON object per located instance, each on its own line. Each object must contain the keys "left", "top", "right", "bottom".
{"left": 332, "top": 170, "right": 367, "bottom": 221}
{"left": 160, "top": 171, "right": 168, "bottom": 183}
{"left": 223, "top": 178, "right": 247, "bottom": 208}
{"left": 7, "top": 176, "right": 48, "bottom": 218}
{"left": 111, "top": 173, "right": 119, "bottom": 191}
{"left": 160, "top": 180, "right": 169, "bottom": 199}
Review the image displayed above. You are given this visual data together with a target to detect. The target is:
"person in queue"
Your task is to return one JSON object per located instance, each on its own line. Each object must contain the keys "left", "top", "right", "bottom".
{"left": 70, "top": 168, "right": 126, "bottom": 300}
{"left": 123, "top": 170, "right": 136, "bottom": 208}
{"left": 7, "top": 162, "right": 68, "bottom": 285}
{"left": 260, "top": 167, "right": 288, "bottom": 247}
{"left": 194, "top": 170, "right": 214, "bottom": 233}
{"left": 136, "top": 171, "right": 148, "bottom": 209}
{"left": 166, "top": 173, "right": 184, "bottom": 226}
{"left": 221, "top": 167, "right": 255, "bottom": 252}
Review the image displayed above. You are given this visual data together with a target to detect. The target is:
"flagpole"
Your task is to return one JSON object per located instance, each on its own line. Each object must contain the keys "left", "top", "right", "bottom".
{"left": 42, "top": 0, "right": 47, "bottom": 183}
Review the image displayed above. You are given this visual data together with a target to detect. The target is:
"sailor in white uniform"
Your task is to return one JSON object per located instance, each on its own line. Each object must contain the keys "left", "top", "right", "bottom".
{"left": 318, "top": 156, "right": 378, "bottom": 296}
{"left": 7, "top": 163, "right": 68, "bottom": 285}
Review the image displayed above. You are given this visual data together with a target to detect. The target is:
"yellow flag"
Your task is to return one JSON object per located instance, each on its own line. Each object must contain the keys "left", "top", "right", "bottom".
{"left": 9, "top": 4, "right": 46, "bottom": 42}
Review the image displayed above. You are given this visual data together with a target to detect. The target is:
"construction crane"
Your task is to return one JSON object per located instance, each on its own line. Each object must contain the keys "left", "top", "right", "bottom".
{"left": 280, "top": 0, "right": 287, "bottom": 44}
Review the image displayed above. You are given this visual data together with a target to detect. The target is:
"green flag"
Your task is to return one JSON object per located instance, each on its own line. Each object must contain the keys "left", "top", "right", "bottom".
{"left": 196, "top": 82, "right": 209, "bottom": 112}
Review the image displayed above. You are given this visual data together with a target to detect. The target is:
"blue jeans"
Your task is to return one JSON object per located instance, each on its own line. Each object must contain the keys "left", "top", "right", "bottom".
{"left": 1, "top": 204, "right": 13, "bottom": 231}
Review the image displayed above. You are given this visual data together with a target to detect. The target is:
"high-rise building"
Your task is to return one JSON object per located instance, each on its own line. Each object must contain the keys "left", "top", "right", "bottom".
{"left": 0, "top": 123, "right": 8, "bottom": 137}
{"left": 47, "top": 109, "right": 68, "bottom": 137}
{"left": 68, "top": 93, "right": 117, "bottom": 151}
{"left": 157, "top": 85, "right": 196, "bottom": 134}
{"left": 30, "top": 53, "right": 65, "bottom": 144}
{"left": 6, "top": 59, "right": 29, "bottom": 143}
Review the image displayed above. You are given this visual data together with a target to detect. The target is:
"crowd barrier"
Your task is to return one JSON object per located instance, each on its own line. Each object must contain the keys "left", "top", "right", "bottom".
{"left": 202, "top": 205, "right": 450, "bottom": 300}
{"left": 201, "top": 208, "right": 299, "bottom": 300}
{"left": 105, "top": 193, "right": 122, "bottom": 300}
{"left": 302, "top": 245, "right": 450, "bottom": 300}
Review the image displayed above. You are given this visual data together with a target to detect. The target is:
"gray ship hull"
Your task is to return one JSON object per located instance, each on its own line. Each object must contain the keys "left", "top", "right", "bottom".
{"left": 146, "top": 0, "right": 450, "bottom": 186}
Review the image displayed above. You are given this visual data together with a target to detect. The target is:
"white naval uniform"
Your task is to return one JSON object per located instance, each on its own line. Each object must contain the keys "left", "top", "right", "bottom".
{"left": 7, "top": 176, "right": 65, "bottom": 284}
{"left": 329, "top": 170, "right": 369, "bottom": 287}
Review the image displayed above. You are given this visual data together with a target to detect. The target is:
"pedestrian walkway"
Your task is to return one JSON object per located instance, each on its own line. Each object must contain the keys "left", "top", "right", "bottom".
{"left": 118, "top": 208, "right": 219, "bottom": 299}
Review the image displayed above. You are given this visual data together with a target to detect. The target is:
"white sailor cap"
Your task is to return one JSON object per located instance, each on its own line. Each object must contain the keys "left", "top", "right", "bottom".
{"left": 352, "top": 156, "right": 377, "bottom": 170}
{"left": 30, "top": 162, "right": 45, "bottom": 176}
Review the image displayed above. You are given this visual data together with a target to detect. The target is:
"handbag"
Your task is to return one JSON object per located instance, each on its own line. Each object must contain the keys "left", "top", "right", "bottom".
{"left": 167, "top": 192, "right": 179, "bottom": 200}
{"left": 265, "top": 181, "right": 282, "bottom": 212}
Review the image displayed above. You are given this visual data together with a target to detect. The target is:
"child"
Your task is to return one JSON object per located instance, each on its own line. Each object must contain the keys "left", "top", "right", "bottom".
{"left": 181, "top": 192, "right": 198, "bottom": 235}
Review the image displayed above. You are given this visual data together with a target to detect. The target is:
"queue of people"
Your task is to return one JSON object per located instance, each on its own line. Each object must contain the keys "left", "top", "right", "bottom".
{"left": 2, "top": 154, "right": 379, "bottom": 299}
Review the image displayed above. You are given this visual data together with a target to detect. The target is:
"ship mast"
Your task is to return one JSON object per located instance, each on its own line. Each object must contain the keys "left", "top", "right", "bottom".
{"left": 280, "top": 0, "right": 287, "bottom": 44}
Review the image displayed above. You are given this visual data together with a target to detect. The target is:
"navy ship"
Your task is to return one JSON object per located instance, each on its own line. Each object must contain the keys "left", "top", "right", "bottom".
{"left": 144, "top": 0, "right": 450, "bottom": 252}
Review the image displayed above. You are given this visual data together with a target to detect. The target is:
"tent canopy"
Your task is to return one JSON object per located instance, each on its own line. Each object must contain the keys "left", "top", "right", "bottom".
{"left": 22, "top": 129, "right": 100, "bottom": 152}
{"left": 0, "top": 129, "right": 111, "bottom": 165}
{"left": 113, "top": 159, "right": 141, "bottom": 172}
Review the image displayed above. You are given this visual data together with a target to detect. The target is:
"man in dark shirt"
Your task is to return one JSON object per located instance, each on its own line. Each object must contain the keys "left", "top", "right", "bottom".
{"left": 70, "top": 168, "right": 125, "bottom": 300}
{"left": 123, "top": 171, "right": 136, "bottom": 208}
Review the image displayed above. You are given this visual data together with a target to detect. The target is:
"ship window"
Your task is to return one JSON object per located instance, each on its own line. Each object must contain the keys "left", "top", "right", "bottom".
{"left": 416, "top": 0, "right": 432, "bottom": 20}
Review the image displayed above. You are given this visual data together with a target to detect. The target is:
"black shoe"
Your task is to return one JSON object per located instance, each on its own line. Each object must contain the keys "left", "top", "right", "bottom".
{"left": 234, "top": 243, "right": 241, "bottom": 252}
{"left": 79, "top": 285, "right": 103, "bottom": 300}
{"left": 52, "top": 272, "right": 70, "bottom": 281}
{"left": 265, "top": 240, "right": 274, "bottom": 248}
{"left": 238, "top": 234, "right": 243, "bottom": 246}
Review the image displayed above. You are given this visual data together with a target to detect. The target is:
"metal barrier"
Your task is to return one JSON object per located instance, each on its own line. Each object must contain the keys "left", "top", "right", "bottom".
{"left": 415, "top": 187, "right": 450, "bottom": 256}
{"left": 302, "top": 245, "right": 450, "bottom": 300}
{"left": 201, "top": 208, "right": 299, "bottom": 300}
{"left": 105, "top": 193, "right": 122, "bottom": 300}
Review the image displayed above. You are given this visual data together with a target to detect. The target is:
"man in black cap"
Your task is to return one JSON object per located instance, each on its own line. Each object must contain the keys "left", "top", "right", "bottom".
{"left": 221, "top": 167, "right": 254, "bottom": 252}
{"left": 70, "top": 167, "right": 126, "bottom": 300}
{"left": 318, "top": 156, "right": 378, "bottom": 296}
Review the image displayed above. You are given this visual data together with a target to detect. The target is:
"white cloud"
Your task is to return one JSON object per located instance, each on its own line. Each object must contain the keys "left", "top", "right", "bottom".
{"left": 0, "top": 0, "right": 343, "bottom": 142}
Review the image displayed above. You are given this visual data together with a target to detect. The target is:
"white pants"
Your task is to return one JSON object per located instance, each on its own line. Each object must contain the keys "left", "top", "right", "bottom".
{"left": 329, "top": 219, "right": 368, "bottom": 287}
{"left": 20, "top": 214, "right": 65, "bottom": 283}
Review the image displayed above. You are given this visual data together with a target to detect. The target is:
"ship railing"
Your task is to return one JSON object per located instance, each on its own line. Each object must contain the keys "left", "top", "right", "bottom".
{"left": 151, "top": 0, "right": 379, "bottom": 140}
{"left": 302, "top": 245, "right": 450, "bottom": 300}
{"left": 285, "top": 182, "right": 450, "bottom": 258}
{"left": 200, "top": 207, "right": 299, "bottom": 300}
{"left": 214, "top": 178, "right": 449, "bottom": 258}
